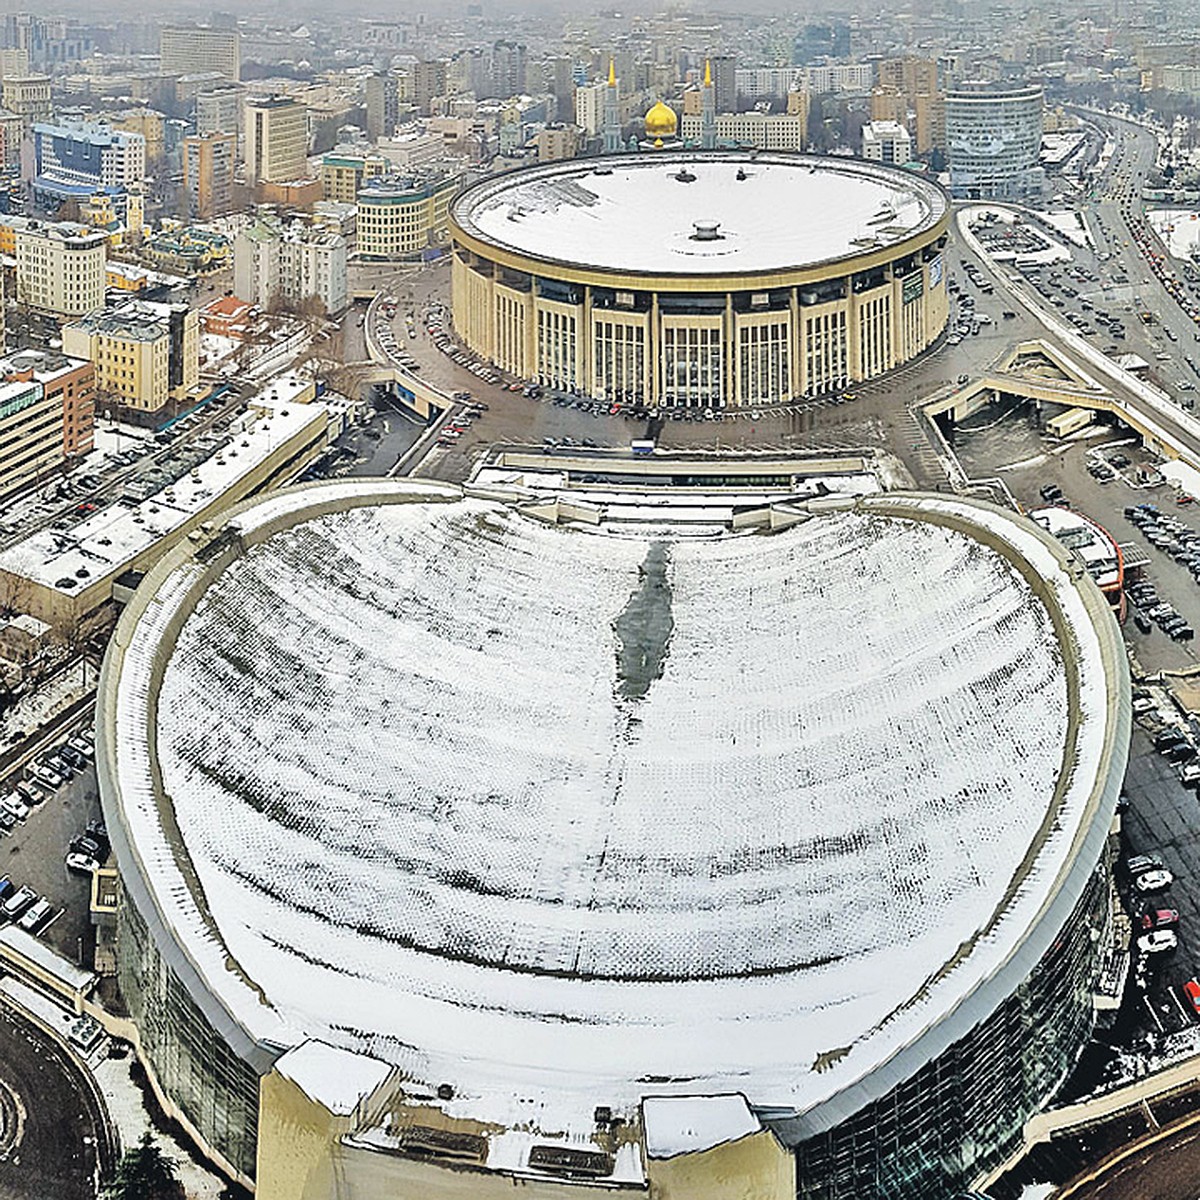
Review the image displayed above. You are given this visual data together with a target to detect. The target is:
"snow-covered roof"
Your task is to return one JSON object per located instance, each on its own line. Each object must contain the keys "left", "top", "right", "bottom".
{"left": 101, "top": 481, "right": 1126, "bottom": 1141}
{"left": 451, "top": 152, "right": 948, "bottom": 278}
{"left": 643, "top": 1095, "right": 761, "bottom": 1158}
{"left": 274, "top": 1040, "right": 392, "bottom": 1116}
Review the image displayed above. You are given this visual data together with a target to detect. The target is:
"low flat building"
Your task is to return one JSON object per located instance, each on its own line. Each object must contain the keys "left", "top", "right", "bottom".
{"left": 62, "top": 300, "right": 199, "bottom": 417}
{"left": 0, "top": 376, "right": 343, "bottom": 630}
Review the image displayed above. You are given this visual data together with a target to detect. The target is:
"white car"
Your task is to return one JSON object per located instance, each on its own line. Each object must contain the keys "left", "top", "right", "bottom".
{"left": 65, "top": 852, "right": 100, "bottom": 875}
{"left": 0, "top": 794, "right": 28, "bottom": 821}
{"left": 1132, "top": 696, "right": 1156, "bottom": 716}
{"left": 1182, "top": 762, "right": 1200, "bottom": 787}
{"left": 1137, "top": 929, "right": 1179, "bottom": 955}
{"left": 28, "top": 764, "right": 63, "bottom": 790}
{"left": 1135, "top": 868, "right": 1175, "bottom": 893}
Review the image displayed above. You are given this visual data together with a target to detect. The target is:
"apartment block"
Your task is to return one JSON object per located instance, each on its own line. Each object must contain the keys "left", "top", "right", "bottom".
{"left": 62, "top": 300, "right": 199, "bottom": 415}
{"left": 183, "top": 131, "right": 236, "bottom": 219}
{"left": 14, "top": 220, "right": 107, "bottom": 317}
{"left": 234, "top": 218, "right": 348, "bottom": 316}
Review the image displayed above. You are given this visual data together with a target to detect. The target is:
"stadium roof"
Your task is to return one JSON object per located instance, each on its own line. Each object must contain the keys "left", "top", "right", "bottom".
{"left": 102, "top": 481, "right": 1126, "bottom": 1136}
{"left": 450, "top": 152, "right": 947, "bottom": 276}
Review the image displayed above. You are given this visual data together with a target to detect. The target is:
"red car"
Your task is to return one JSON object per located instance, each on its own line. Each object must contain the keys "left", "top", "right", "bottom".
{"left": 1141, "top": 908, "right": 1179, "bottom": 930}
{"left": 1183, "top": 979, "right": 1200, "bottom": 1014}
{"left": 75, "top": 502, "right": 97, "bottom": 515}
{"left": 1178, "top": 494, "right": 1196, "bottom": 506}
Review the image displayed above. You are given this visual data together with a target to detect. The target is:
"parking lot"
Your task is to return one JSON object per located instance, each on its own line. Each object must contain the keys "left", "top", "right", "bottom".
{"left": 0, "top": 723, "right": 104, "bottom": 969}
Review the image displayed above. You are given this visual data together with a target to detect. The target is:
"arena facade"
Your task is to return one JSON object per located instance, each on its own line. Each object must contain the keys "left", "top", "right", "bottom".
{"left": 448, "top": 152, "right": 951, "bottom": 407}
{"left": 96, "top": 478, "right": 1130, "bottom": 1200}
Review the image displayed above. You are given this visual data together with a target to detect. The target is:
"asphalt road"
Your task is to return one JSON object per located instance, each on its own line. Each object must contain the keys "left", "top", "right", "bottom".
{"left": 0, "top": 1002, "right": 108, "bottom": 1200}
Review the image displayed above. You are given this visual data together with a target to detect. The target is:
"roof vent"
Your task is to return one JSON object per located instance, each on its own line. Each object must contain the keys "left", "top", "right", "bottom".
{"left": 674, "top": 168, "right": 696, "bottom": 183}
{"left": 691, "top": 220, "right": 723, "bottom": 242}
{"left": 436, "top": 1083, "right": 454, "bottom": 1101}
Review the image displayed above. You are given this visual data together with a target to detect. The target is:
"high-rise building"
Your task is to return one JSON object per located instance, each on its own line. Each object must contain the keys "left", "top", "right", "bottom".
{"left": 945, "top": 82, "right": 1043, "bottom": 200}
{"left": 243, "top": 95, "right": 308, "bottom": 186}
{"left": 0, "top": 48, "right": 29, "bottom": 80}
{"left": 14, "top": 220, "right": 107, "bottom": 317}
{"left": 574, "top": 80, "right": 607, "bottom": 136}
{"left": 195, "top": 85, "right": 241, "bottom": 135}
{"left": 708, "top": 53, "right": 736, "bottom": 114}
{"left": 862, "top": 119, "right": 913, "bottom": 164}
{"left": 1, "top": 74, "right": 50, "bottom": 135}
{"left": 546, "top": 55, "right": 575, "bottom": 122}
{"left": 412, "top": 60, "right": 447, "bottom": 116}
{"left": 160, "top": 25, "right": 240, "bottom": 82}
{"left": 877, "top": 57, "right": 938, "bottom": 100}
{"left": 183, "top": 131, "right": 236, "bottom": 219}
{"left": 491, "top": 40, "right": 527, "bottom": 100}
{"left": 364, "top": 73, "right": 400, "bottom": 140}
{"left": 870, "top": 87, "right": 907, "bottom": 124}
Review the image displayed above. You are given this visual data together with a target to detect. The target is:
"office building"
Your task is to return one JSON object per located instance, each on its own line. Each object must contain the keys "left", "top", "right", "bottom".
{"left": 356, "top": 171, "right": 461, "bottom": 259}
{"left": 320, "top": 147, "right": 387, "bottom": 204}
{"left": 0, "top": 348, "right": 95, "bottom": 503}
{"left": 14, "top": 219, "right": 107, "bottom": 317}
{"left": 862, "top": 119, "right": 913, "bottom": 164}
{"left": 31, "top": 119, "right": 146, "bottom": 207}
{"left": 183, "top": 131, "right": 236, "bottom": 220}
{"left": 160, "top": 26, "right": 240, "bottom": 82}
{"left": 2, "top": 74, "right": 49, "bottom": 134}
{"left": 62, "top": 299, "right": 198, "bottom": 415}
{"left": 412, "top": 60, "right": 447, "bottom": 115}
{"left": 244, "top": 95, "right": 308, "bottom": 186}
{"left": 946, "top": 82, "right": 1044, "bottom": 200}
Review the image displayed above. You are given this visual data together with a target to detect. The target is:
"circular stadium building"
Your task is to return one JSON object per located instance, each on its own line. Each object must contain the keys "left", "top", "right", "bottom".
{"left": 97, "top": 479, "right": 1130, "bottom": 1200}
{"left": 448, "top": 152, "right": 951, "bottom": 407}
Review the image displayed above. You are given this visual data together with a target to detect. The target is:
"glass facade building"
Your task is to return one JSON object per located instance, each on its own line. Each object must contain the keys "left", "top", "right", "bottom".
{"left": 946, "top": 83, "right": 1045, "bottom": 201}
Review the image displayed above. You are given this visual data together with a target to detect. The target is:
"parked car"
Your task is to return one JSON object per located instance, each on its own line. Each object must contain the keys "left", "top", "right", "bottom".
{"left": 1137, "top": 929, "right": 1179, "bottom": 954}
{"left": 17, "top": 898, "right": 51, "bottom": 933}
{"left": 1141, "top": 907, "right": 1181, "bottom": 930}
{"left": 1135, "top": 868, "right": 1176, "bottom": 893}
{"left": 2, "top": 885, "right": 36, "bottom": 920}
{"left": 1183, "top": 978, "right": 1200, "bottom": 1013}
{"left": 65, "top": 852, "right": 100, "bottom": 875}
{"left": 0, "top": 794, "right": 28, "bottom": 822}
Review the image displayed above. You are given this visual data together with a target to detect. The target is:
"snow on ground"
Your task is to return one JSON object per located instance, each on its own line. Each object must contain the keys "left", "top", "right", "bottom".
{"left": 0, "top": 660, "right": 95, "bottom": 755}
{"left": 1148, "top": 208, "right": 1200, "bottom": 260}
{"left": 0, "top": 979, "right": 225, "bottom": 1199}
{"left": 102, "top": 484, "right": 1119, "bottom": 1137}
{"left": 1042, "top": 209, "right": 1093, "bottom": 249}
{"left": 199, "top": 332, "right": 239, "bottom": 367}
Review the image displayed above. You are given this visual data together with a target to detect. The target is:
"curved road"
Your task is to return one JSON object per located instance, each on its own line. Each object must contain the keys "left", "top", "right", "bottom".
{"left": 0, "top": 1001, "right": 112, "bottom": 1200}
